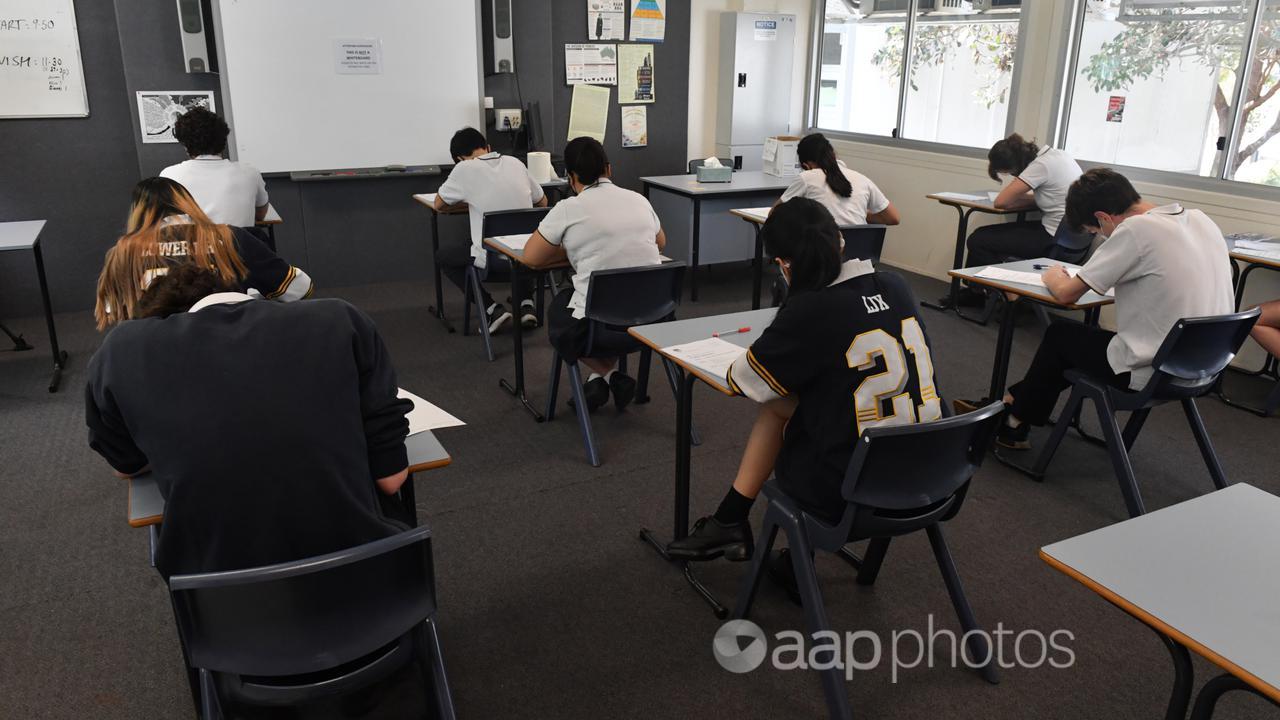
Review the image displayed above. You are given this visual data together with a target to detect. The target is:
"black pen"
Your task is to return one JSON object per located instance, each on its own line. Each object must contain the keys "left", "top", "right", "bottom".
{"left": 1033, "top": 264, "right": 1049, "bottom": 270}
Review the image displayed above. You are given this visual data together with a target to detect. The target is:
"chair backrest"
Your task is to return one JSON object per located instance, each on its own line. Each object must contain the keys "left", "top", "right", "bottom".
{"left": 688, "top": 158, "right": 734, "bottom": 173}
{"left": 169, "top": 527, "right": 435, "bottom": 677}
{"left": 583, "top": 262, "right": 686, "bottom": 327}
{"left": 809, "top": 402, "right": 1003, "bottom": 548}
{"left": 839, "top": 224, "right": 888, "bottom": 263}
{"left": 1141, "top": 308, "right": 1261, "bottom": 397}
{"left": 480, "top": 207, "right": 552, "bottom": 239}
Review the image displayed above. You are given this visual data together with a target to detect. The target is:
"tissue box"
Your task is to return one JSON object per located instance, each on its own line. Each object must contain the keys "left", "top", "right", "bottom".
{"left": 696, "top": 165, "right": 732, "bottom": 183}
{"left": 762, "top": 136, "right": 802, "bottom": 177}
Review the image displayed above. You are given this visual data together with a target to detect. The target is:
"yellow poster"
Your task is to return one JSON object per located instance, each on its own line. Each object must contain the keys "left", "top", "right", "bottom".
{"left": 568, "top": 84, "right": 611, "bottom": 143}
{"left": 618, "top": 44, "right": 654, "bottom": 104}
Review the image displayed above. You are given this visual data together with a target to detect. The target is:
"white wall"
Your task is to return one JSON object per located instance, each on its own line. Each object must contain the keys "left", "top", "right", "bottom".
{"left": 686, "top": 0, "right": 811, "bottom": 161}
{"left": 689, "top": 0, "right": 1280, "bottom": 365}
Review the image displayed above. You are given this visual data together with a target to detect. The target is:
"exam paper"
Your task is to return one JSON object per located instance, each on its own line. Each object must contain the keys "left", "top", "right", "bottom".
{"left": 662, "top": 337, "right": 746, "bottom": 379}
{"left": 974, "top": 266, "right": 1080, "bottom": 288}
{"left": 736, "top": 207, "right": 772, "bottom": 222}
{"left": 933, "top": 191, "right": 990, "bottom": 203}
{"left": 1234, "top": 238, "right": 1280, "bottom": 251}
{"left": 1241, "top": 247, "right": 1280, "bottom": 261}
{"left": 398, "top": 388, "right": 465, "bottom": 434}
{"left": 414, "top": 193, "right": 436, "bottom": 205}
{"left": 488, "top": 234, "right": 530, "bottom": 251}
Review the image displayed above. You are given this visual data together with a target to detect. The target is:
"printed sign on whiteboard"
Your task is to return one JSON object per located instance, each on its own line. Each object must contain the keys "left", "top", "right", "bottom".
{"left": 0, "top": 0, "right": 89, "bottom": 118}
{"left": 334, "top": 38, "right": 382, "bottom": 74}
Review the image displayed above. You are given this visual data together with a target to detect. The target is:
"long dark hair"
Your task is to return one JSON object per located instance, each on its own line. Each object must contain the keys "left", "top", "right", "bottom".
{"left": 797, "top": 133, "right": 851, "bottom": 198}
{"left": 564, "top": 136, "right": 609, "bottom": 185}
{"left": 763, "top": 198, "right": 842, "bottom": 295}
{"left": 987, "top": 133, "right": 1041, "bottom": 181}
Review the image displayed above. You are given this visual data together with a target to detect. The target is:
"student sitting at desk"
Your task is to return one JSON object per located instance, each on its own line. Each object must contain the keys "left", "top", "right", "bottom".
{"left": 435, "top": 127, "right": 548, "bottom": 333}
{"left": 958, "top": 134, "right": 1084, "bottom": 305}
{"left": 977, "top": 168, "right": 1233, "bottom": 450}
{"left": 1250, "top": 299, "right": 1280, "bottom": 359}
{"left": 776, "top": 133, "right": 899, "bottom": 229}
{"left": 159, "top": 107, "right": 270, "bottom": 228}
{"left": 95, "top": 178, "right": 311, "bottom": 329}
{"left": 666, "top": 198, "right": 942, "bottom": 563}
{"left": 523, "top": 136, "right": 665, "bottom": 411}
{"left": 86, "top": 264, "right": 412, "bottom": 578}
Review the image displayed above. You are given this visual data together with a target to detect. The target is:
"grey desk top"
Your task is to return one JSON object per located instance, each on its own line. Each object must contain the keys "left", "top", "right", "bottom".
{"left": 127, "top": 431, "right": 452, "bottom": 526}
{"left": 640, "top": 171, "right": 794, "bottom": 196}
{"left": 0, "top": 220, "right": 45, "bottom": 252}
{"left": 1041, "top": 483, "right": 1280, "bottom": 700}
{"left": 950, "top": 258, "right": 1114, "bottom": 310}
{"left": 630, "top": 308, "right": 777, "bottom": 395}
{"left": 1226, "top": 235, "right": 1280, "bottom": 269}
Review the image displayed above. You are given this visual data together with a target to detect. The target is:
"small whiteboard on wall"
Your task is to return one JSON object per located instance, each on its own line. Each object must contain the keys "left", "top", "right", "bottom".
{"left": 0, "top": 0, "right": 89, "bottom": 118}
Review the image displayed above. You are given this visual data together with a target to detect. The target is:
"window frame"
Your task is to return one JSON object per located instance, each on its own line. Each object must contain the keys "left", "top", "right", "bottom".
{"left": 804, "top": 0, "right": 1032, "bottom": 158}
{"left": 1050, "top": 0, "right": 1280, "bottom": 202}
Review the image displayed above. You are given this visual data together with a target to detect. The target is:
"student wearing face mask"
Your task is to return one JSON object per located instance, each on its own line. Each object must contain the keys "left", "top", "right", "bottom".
{"left": 965, "top": 169, "right": 1234, "bottom": 451}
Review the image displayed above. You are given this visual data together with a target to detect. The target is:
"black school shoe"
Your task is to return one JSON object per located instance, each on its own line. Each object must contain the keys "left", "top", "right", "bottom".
{"left": 610, "top": 372, "right": 637, "bottom": 410}
{"left": 486, "top": 303, "right": 512, "bottom": 334}
{"left": 665, "top": 516, "right": 754, "bottom": 562}
{"left": 995, "top": 420, "right": 1032, "bottom": 450}
{"left": 582, "top": 376, "right": 610, "bottom": 411}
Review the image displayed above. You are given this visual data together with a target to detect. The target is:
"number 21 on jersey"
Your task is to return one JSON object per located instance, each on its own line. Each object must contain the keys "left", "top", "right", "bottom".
{"left": 846, "top": 317, "right": 942, "bottom": 434}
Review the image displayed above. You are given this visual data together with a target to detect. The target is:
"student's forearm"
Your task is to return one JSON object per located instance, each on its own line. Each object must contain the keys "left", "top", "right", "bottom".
{"left": 255, "top": 204, "right": 269, "bottom": 221}
{"left": 867, "top": 205, "right": 900, "bottom": 226}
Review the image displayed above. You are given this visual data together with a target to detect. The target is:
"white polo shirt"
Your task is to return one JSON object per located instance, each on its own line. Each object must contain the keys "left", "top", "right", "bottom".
{"left": 159, "top": 155, "right": 269, "bottom": 228}
{"left": 1078, "top": 204, "right": 1234, "bottom": 388}
{"left": 1016, "top": 146, "right": 1083, "bottom": 236}
{"left": 536, "top": 179, "right": 662, "bottom": 319}
{"left": 779, "top": 163, "right": 890, "bottom": 227}
{"left": 436, "top": 152, "right": 545, "bottom": 269}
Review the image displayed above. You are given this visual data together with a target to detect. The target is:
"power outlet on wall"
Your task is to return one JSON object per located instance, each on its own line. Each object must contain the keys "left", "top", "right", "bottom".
{"left": 496, "top": 108, "right": 522, "bottom": 131}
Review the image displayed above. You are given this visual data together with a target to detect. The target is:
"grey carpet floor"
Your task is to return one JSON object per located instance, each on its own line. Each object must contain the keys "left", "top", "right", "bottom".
{"left": 1, "top": 265, "right": 1277, "bottom": 719}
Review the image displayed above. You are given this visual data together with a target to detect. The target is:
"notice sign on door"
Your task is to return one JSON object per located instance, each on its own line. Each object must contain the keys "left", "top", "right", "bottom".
{"left": 754, "top": 20, "right": 777, "bottom": 41}
{"left": 334, "top": 38, "right": 382, "bottom": 74}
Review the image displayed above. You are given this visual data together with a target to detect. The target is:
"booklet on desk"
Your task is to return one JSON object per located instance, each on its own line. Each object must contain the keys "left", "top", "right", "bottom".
{"left": 661, "top": 337, "right": 747, "bottom": 380}
{"left": 398, "top": 388, "right": 464, "bottom": 434}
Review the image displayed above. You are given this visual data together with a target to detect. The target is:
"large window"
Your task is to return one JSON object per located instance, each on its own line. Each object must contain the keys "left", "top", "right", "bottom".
{"left": 814, "top": 0, "right": 1022, "bottom": 149}
{"left": 1061, "top": 0, "right": 1280, "bottom": 188}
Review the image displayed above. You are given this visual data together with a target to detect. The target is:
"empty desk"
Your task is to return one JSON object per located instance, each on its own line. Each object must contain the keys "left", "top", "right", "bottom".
{"left": 0, "top": 220, "right": 67, "bottom": 392}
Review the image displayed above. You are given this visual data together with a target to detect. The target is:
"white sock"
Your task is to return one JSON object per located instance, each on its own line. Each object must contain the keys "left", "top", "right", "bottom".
{"left": 587, "top": 372, "right": 602, "bottom": 382}
{"left": 1006, "top": 414, "right": 1022, "bottom": 428}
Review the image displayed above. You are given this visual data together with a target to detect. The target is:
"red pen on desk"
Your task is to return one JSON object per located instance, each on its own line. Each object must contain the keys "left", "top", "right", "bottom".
{"left": 712, "top": 326, "right": 751, "bottom": 338}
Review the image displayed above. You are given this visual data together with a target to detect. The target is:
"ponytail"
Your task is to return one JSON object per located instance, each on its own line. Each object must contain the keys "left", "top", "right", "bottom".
{"left": 797, "top": 133, "right": 851, "bottom": 198}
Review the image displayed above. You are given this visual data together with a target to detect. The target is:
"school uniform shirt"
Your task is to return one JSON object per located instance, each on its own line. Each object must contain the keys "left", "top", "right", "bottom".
{"left": 779, "top": 162, "right": 890, "bottom": 227}
{"left": 1077, "top": 203, "right": 1234, "bottom": 389}
{"left": 726, "top": 261, "right": 942, "bottom": 517}
{"left": 159, "top": 155, "right": 269, "bottom": 228}
{"left": 536, "top": 179, "right": 662, "bottom": 318}
{"left": 151, "top": 217, "right": 313, "bottom": 302}
{"left": 436, "top": 152, "right": 545, "bottom": 269}
{"left": 85, "top": 294, "right": 412, "bottom": 578}
{"left": 1016, "top": 146, "right": 1083, "bottom": 236}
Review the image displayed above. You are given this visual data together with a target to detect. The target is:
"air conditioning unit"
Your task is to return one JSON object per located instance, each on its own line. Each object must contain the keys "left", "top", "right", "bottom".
{"left": 934, "top": 0, "right": 976, "bottom": 14}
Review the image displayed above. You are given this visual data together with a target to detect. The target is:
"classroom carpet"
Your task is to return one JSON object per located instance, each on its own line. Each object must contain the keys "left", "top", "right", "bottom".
{"left": 1, "top": 265, "right": 1277, "bottom": 720}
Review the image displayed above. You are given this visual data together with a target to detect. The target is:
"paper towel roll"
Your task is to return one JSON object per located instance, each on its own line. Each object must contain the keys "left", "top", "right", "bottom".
{"left": 528, "top": 152, "right": 553, "bottom": 184}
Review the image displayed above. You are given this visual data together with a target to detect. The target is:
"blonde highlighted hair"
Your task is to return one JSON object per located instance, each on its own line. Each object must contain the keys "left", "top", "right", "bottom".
{"left": 94, "top": 177, "right": 247, "bottom": 330}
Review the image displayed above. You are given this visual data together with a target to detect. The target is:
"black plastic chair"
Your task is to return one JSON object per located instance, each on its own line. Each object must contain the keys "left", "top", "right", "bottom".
{"left": 168, "top": 526, "right": 456, "bottom": 720}
{"left": 1020, "top": 309, "right": 1261, "bottom": 518}
{"left": 545, "top": 262, "right": 687, "bottom": 466}
{"left": 463, "top": 207, "right": 552, "bottom": 361}
{"left": 734, "top": 402, "right": 1005, "bottom": 720}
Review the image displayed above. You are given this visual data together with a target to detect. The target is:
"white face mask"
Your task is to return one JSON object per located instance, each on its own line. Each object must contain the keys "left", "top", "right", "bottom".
{"left": 776, "top": 259, "right": 792, "bottom": 286}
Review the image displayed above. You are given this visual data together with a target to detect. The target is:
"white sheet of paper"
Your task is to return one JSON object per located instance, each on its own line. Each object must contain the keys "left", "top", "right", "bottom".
{"left": 987, "top": 191, "right": 1000, "bottom": 202}
{"left": 975, "top": 265, "right": 1080, "bottom": 288}
{"left": 736, "top": 207, "right": 772, "bottom": 222}
{"left": 487, "top": 234, "right": 530, "bottom": 251}
{"left": 1235, "top": 238, "right": 1280, "bottom": 251}
{"left": 415, "top": 193, "right": 436, "bottom": 205}
{"left": 662, "top": 337, "right": 746, "bottom": 379}
{"left": 933, "top": 191, "right": 990, "bottom": 203}
{"left": 398, "top": 388, "right": 465, "bottom": 434}
{"left": 1241, "top": 247, "right": 1280, "bottom": 261}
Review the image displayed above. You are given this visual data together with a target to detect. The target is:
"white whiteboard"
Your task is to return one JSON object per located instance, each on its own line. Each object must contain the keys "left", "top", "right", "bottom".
{"left": 212, "top": 0, "right": 484, "bottom": 174}
{"left": 0, "top": 0, "right": 89, "bottom": 118}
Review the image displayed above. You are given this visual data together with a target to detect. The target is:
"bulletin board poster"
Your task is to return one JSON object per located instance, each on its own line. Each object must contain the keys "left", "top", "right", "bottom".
{"left": 618, "top": 44, "right": 654, "bottom": 104}
{"left": 588, "top": 0, "right": 626, "bottom": 41}
{"left": 629, "top": 0, "right": 665, "bottom": 43}
{"left": 622, "top": 106, "right": 647, "bottom": 147}
{"left": 566, "top": 43, "right": 617, "bottom": 85}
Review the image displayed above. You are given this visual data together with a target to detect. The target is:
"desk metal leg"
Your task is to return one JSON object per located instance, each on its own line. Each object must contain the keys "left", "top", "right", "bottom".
{"left": 1218, "top": 262, "right": 1280, "bottom": 416}
{"left": 691, "top": 197, "right": 702, "bottom": 302}
{"left": 639, "top": 368, "right": 729, "bottom": 619}
{"left": 922, "top": 207, "right": 986, "bottom": 325}
{"left": 264, "top": 225, "right": 277, "bottom": 253}
{"left": 0, "top": 322, "right": 32, "bottom": 351}
{"left": 749, "top": 221, "right": 764, "bottom": 310}
{"left": 1159, "top": 633, "right": 1195, "bottom": 720}
{"left": 427, "top": 212, "right": 456, "bottom": 334}
{"left": 32, "top": 244, "right": 67, "bottom": 392}
{"left": 498, "top": 262, "right": 545, "bottom": 422}
{"left": 983, "top": 298, "right": 1019, "bottom": 404}
{"left": 1190, "top": 673, "right": 1280, "bottom": 720}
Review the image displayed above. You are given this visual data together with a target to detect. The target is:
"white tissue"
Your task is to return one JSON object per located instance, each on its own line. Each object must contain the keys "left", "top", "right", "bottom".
{"left": 527, "top": 151, "right": 553, "bottom": 184}
{"left": 702, "top": 156, "right": 722, "bottom": 168}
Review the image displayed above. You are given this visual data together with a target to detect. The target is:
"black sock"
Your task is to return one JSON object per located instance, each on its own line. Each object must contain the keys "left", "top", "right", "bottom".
{"left": 713, "top": 488, "right": 755, "bottom": 525}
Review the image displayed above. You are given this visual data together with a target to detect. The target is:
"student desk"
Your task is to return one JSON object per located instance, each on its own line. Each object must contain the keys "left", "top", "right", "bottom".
{"left": 482, "top": 235, "right": 571, "bottom": 422}
{"left": 254, "top": 204, "right": 283, "bottom": 252}
{"left": 0, "top": 220, "right": 68, "bottom": 392}
{"left": 641, "top": 172, "right": 792, "bottom": 302}
{"left": 950, "top": 258, "right": 1113, "bottom": 406}
{"left": 924, "top": 191, "right": 1030, "bottom": 322}
{"left": 1220, "top": 236, "right": 1280, "bottom": 416}
{"left": 630, "top": 308, "right": 777, "bottom": 617}
{"left": 127, "top": 431, "right": 453, "bottom": 564}
{"left": 412, "top": 180, "right": 569, "bottom": 335}
{"left": 1041, "top": 483, "right": 1280, "bottom": 718}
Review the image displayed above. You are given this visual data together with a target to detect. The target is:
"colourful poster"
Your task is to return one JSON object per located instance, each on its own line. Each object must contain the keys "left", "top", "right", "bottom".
{"left": 1107, "top": 96, "right": 1126, "bottom": 123}
{"left": 588, "top": 0, "right": 626, "bottom": 41}
{"left": 622, "top": 106, "right": 647, "bottom": 147}
{"left": 618, "top": 44, "right": 655, "bottom": 104}
{"left": 629, "top": 0, "right": 665, "bottom": 43}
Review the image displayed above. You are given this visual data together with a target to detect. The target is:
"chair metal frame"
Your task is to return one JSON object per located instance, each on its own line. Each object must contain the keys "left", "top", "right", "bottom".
{"left": 461, "top": 207, "right": 552, "bottom": 361}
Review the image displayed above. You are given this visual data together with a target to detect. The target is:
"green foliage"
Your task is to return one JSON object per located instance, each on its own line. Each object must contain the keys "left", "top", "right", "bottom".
{"left": 871, "top": 23, "right": 1018, "bottom": 108}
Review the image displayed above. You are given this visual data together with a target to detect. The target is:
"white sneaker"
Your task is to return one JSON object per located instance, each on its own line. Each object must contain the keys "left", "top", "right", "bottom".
{"left": 486, "top": 303, "right": 512, "bottom": 334}
{"left": 520, "top": 299, "right": 538, "bottom": 329}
